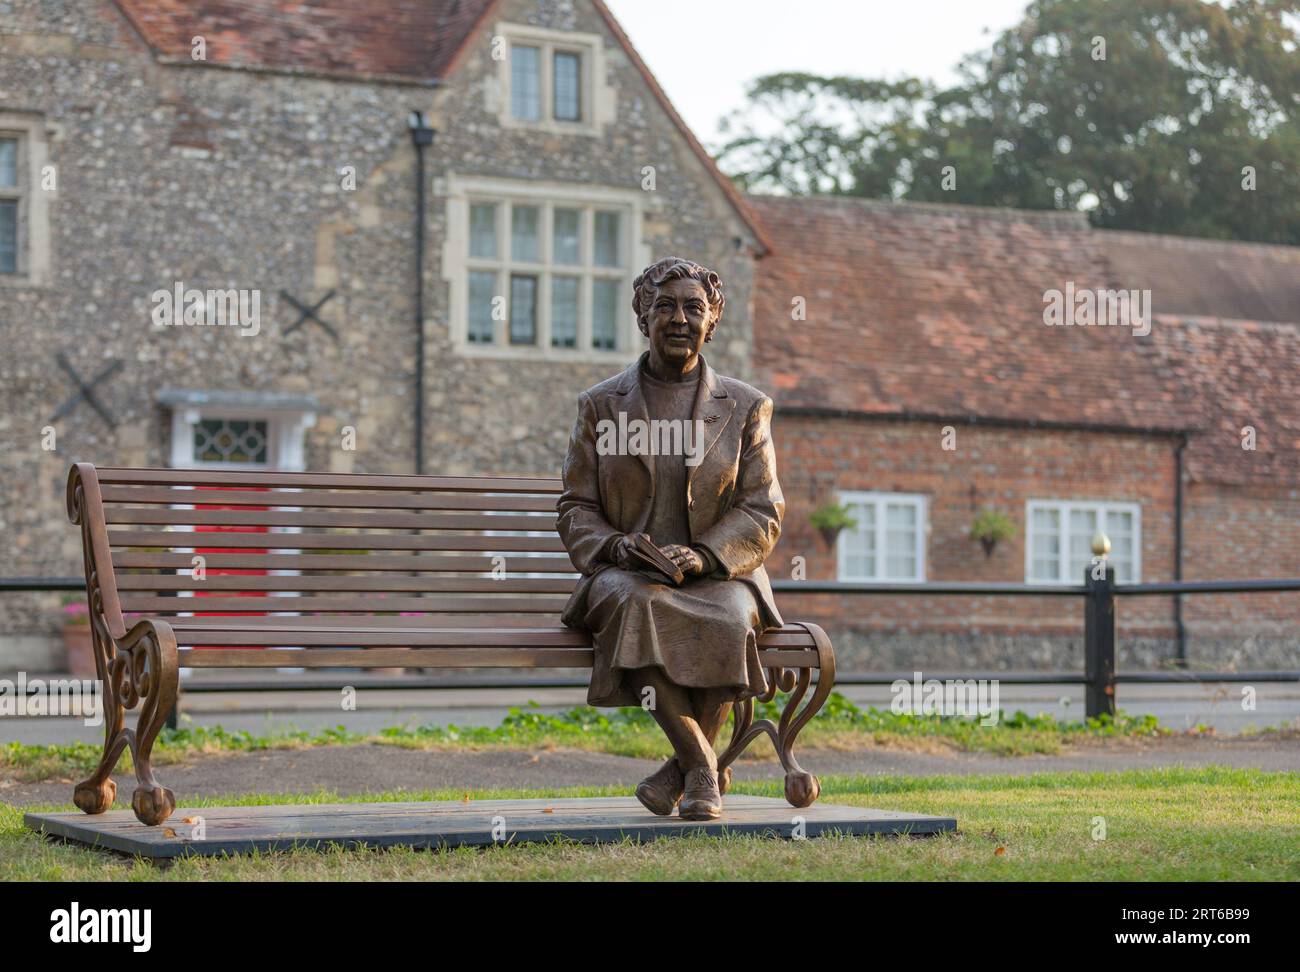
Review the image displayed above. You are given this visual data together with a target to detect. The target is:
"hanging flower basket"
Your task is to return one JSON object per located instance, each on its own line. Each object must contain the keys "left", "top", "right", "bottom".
{"left": 970, "top": 509, "right": 1017, "bottom": 558}
{"left": 809, "top": 502, "right": 858, "bottom": 550}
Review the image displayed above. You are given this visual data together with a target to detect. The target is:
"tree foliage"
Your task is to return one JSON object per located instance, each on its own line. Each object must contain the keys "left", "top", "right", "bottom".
{"left": 718, "top": 0, "right": 1299, "bottom": 244}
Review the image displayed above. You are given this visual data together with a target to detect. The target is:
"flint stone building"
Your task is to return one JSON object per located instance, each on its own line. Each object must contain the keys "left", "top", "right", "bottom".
{"left": 0, "top": 0, "right": 1296, "bottom": 673}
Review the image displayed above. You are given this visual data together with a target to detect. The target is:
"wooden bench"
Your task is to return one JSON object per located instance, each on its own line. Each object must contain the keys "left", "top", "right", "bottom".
{"left": 66, "top": 462, "right": 836, "bottom": 826}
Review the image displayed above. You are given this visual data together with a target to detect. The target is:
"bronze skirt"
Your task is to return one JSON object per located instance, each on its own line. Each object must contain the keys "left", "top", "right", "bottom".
{"left": 580, "top": 567, "right": 769, "bottom": 708}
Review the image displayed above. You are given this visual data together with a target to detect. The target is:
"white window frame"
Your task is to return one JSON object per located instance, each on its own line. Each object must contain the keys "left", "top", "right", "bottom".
{"left": 1025, "top": 499, "right": 1142, "bottom": 584}
{"left": 442, "top": 174, "right": 650, "bottom": 362}
{"left": 836, "top": 491, "right": 928, "bottom": 583}
{"left": 169, "top": 407, "right": 315, "bottom": 472}
{"left": 494, "top": 23, "right": 615, "bottom": 136}
{"left": 0, "top": 111, "right": 54, "bottom": 287}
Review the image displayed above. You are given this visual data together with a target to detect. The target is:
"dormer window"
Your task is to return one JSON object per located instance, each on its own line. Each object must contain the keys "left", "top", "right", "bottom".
{"left": 496, "top": 24, "right": 612, "bottom": 136}
{"left": 509, "top": 40, "right": 586, "bottom": 123}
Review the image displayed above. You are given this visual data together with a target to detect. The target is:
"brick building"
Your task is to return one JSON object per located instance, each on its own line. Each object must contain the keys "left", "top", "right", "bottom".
{"left": 0, "top": 0, "right": 1295, "bottom": 672}
{"left": 751, "top": 197, "right": 1299, "bottom": 670}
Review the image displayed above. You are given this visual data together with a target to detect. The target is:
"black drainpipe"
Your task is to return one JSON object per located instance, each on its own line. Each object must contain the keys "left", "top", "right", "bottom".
{"left": 408, "top": 111, "right": 436, "bottom": 475}
{"left": 1174, "top": 432, "right": 1189, "bottom": 666}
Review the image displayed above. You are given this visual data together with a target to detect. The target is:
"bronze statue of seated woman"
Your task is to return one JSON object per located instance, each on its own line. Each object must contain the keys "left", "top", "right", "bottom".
{"left": 557, "top": 256, "right": 786, "bottom": 820}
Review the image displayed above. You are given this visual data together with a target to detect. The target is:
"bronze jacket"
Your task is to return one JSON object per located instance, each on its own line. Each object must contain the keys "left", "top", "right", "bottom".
{"left": 556, "top": 352, "right": 785, "bottom": 630}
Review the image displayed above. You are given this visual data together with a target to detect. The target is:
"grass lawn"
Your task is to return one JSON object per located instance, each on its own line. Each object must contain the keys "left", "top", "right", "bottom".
{"left": 4, "top": 767, "right": 1297, "bottom": 881}
{"left": 5, "top": 692, "right": 1249, "bottom": 784}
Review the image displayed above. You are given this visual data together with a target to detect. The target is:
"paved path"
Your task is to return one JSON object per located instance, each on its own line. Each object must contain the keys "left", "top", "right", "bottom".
{"left": 4, "top": 735, "right": 1296, "bottom": 808}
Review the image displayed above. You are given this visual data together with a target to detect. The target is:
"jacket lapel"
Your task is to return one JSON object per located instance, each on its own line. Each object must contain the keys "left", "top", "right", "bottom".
{"left": 614, "top": 354, "right": 654, "bottom": 482}
{"left": 688, "top": 357, "right": 736, "bottom": 490}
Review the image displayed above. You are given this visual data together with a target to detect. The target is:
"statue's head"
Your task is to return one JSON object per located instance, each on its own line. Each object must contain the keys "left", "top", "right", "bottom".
{"left": 632, "top": 257, "right": 725, "bottom": 369}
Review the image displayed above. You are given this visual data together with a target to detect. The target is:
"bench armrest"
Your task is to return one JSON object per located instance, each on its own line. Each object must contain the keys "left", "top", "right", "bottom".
{"left": 67, "top": 462, "right": 127, "bottom": 642}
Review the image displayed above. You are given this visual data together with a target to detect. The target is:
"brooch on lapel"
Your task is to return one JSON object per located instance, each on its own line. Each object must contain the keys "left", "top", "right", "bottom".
{"left": 703, "top": 414, "right": 719, "bottom": 424}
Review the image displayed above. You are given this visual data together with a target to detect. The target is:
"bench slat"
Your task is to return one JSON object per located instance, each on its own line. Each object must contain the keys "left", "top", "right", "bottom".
{"left": 162, "top": 616, "right": 817, "bottom": 633}
{"left": 178, "top": 629, "right": 593, "bottom": 646}
{"left": 174, "top": 648, "right": 821, "bottom": 668}
{"left": 120, "top": 594, "right": 568, "bottom": 613}
{"left": 97, "top": 467, "right": 562, "bottom": 493}
{"left": 100, "top": 486, "right": 560, "bottom": 513}
{"left": 113, "top": 552, "right": 576, "bottom": 573}
{"left": 177, "top": 648, "right": 597, "bottom": 667}
{"left": 106, "top": 508, "right": 557, "bottom": 531}
{"left": 166, "top": 614, "right": 572, "bottom": 629}
{"left": 108, "top": 530, "right": 568, "bottom": 552}
{"left": 175, "top": 629, "right": 819, "bottom": 648}
{"left": 117, "top": 575, "right": 579, "bottom": 593}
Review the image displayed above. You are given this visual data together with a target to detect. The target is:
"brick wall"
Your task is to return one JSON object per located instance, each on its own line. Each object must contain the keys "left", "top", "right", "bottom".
{"left": 1180, "top": 482, "right": 1300, "bottom": 668}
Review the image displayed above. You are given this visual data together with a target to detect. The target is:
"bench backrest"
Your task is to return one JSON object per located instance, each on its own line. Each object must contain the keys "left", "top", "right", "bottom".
{"left": 70, "top": 464, "right": 577, "bottom": 630}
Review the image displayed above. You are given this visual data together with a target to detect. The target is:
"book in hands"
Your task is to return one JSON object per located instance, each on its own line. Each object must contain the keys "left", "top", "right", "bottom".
{"left": 626, "top": 533, "right": 686, "bottom": 586}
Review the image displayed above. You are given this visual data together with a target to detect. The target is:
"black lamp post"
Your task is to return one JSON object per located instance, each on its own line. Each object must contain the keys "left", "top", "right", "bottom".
{"left": 408, "top": 111, "right": 435, "bottom": 475}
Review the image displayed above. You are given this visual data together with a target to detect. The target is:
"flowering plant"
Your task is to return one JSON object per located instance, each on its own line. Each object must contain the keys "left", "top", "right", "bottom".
{"left": 60, "top": 596, "right": 91, "bottom": 627}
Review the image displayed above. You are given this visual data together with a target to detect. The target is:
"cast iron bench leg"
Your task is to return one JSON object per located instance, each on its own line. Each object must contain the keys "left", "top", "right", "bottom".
{"left": 73, "top": 619, "right": 179, "bottom": 826}
{"left": 715, "top": 622, "right": 836, "bottom": 808}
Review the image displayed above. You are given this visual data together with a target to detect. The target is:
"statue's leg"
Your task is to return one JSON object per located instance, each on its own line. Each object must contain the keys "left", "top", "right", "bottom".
{"left": 630, "top": 668, "right": 715, "bottom": 770}
{"left": 691, "top": 688, "right": 734, "bottom": 746}
{"left": 632, "top": 671, "right": 724, "bottom": 820}
{"left": 690, "top": 688, "right": 735, "bottom": 793}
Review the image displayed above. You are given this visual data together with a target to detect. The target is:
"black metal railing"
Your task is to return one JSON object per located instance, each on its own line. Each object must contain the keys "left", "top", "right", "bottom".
{"left": 772, "top": 569, "right": 1300, "bottom": 717}
{"left": 3, "top": 572, "right": 1298, "bottom": 720}
{"left": 0, "top": 578, "right": 83, "bottom": 592}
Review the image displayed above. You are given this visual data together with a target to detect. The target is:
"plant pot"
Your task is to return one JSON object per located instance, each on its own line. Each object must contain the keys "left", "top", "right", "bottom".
{"left": 980, "top": 537, "right": 998, "bottom": 558}
{"left": 61, "top": 625, "right": 98, "bottom": 679}
{"left": 817, "top": 526, "right": 843, "bottom": 549}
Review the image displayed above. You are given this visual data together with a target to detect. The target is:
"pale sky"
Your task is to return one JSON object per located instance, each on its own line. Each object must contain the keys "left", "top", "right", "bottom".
{"left": 603, "top": 0, "right": 1033, "bottom": 150}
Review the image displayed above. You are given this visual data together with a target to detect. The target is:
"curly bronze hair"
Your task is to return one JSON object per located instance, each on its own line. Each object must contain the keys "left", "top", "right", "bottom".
{"left": 631, "top": 257, "right": 725, "bottom": 342}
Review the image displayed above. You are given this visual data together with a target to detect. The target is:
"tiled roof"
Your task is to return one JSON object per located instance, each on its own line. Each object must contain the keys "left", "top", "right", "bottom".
{"left": 748, "top": 194, "right": 1300, "bottom": 486}
{"left": 112, "top": 0, "right": 496, "bottom": 82}
{"left": 1145, "top": 317, "right": 1300, "bottom": 487}
{"left": 748, "top": 194, "right": 1185, "bottom": 432}
{"left": 1100, "top": 231, "right": 1300, "bottom": 326}
{"left": 1099, "top": 226, "right": 1298, "bottom": 485}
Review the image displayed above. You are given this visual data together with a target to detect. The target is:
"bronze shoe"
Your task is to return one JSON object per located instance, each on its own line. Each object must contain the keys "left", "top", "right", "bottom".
{"left": 634, "top": 757, "right": 684, "bottom": 816}
{"left": 679, "top": 766, "right": 723, "bottom": 820}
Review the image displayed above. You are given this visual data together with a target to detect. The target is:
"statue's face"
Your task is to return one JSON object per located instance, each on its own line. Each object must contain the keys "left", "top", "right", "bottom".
{"left": 640, "top": 276, "right": 712, "bottom": 367}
